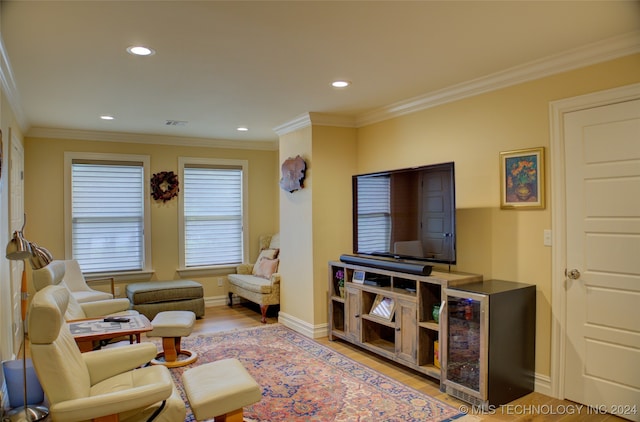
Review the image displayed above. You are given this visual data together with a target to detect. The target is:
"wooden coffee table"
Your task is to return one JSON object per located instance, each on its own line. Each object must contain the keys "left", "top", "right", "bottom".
{"left": 68, "top": 315, "right": 153, "bottom": 352}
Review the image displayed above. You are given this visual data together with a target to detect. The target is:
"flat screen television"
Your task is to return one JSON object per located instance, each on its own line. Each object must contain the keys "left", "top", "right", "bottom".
{"left": 352, "top": 161, "right": 456, "bottom": 265}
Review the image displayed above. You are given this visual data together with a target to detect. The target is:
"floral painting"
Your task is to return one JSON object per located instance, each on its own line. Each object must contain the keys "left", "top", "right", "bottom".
{"left": 500, "top": 147, "right": 545, "bottom": 209}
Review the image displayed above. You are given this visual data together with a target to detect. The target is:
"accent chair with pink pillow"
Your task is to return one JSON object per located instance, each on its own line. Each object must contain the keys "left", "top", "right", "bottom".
{"left": 227, "top": 233, "right": 280, "bottom": 323}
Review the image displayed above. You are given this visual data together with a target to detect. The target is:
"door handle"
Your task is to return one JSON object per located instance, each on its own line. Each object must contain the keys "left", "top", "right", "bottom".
{"left": 566, "top": 269, "right": 581, "bottom": 280}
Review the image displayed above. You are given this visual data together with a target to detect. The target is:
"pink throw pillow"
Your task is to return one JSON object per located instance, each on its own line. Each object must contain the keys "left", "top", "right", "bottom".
{"left": 254, "top": 258, "right": 279, "bottom": 279}
{"left": 252, "top": 249, "right": 279, "bottom": 276}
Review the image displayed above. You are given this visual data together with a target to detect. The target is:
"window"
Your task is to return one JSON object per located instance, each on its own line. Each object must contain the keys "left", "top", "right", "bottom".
{"left": 65, "top": 153, "right": 151, "bottom": 274}
{"left": 179, "top": 157, "right": 248, "bottom": 269}
{"left": 356, "top": 175, "right": 391, "bottom": 253}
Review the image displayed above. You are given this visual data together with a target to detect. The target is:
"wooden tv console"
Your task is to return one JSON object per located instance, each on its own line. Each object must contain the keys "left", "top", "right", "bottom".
{"left": 328, "top": 260, "right": 481, "bottom": 380}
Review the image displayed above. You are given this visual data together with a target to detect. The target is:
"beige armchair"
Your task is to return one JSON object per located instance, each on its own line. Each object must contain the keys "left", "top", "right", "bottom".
{"left": 33, "top": 260, "right": 136, "bottom": 321}
{"left": 227, "top": 233, "right": 280, "bottom": 323}
{"left": 28, "top": 284, "right": 185, "bottom": 421}
{"left": 62, "top": 259, "right": 115, "bottom": 303}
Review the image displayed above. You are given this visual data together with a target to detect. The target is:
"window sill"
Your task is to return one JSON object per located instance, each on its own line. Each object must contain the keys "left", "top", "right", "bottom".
{"left": 85, "top": 270, "right": 155, "bottom": 283}
{"left": 177, "top": 265, "right": 237, "bottom": 278}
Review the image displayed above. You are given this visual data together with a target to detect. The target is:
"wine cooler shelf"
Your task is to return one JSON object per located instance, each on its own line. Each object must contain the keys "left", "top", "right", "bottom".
{"left": 328, "top": 260, "right": 482, "bottom": 381}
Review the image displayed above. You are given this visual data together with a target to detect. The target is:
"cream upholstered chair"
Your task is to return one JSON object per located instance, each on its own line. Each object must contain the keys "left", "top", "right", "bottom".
{"left": 62, "top": 259, "right": 114, "bottom": 303}
{"left": 33, "top": 260, "right": 136, "bottom": 321}
{"left": 28, "top": 284, "right": 186, "bottom": 422}
{"left": 227, "top": 233, "right": 280, "bottom": 323}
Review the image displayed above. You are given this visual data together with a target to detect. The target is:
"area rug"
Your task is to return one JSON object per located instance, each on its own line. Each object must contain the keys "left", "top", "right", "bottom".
{"left": 158, "top": 324, "right": 464, "bottom": 422}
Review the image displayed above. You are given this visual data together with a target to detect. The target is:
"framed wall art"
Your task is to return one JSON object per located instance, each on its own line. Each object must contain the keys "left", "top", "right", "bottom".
{"left": 500, "top": 147, "right": 545, "bottom": 210}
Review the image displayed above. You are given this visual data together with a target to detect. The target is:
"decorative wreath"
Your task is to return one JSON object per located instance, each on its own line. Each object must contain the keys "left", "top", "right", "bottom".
{"left": 151, "top": 171, "right": 179, "bottom": 202}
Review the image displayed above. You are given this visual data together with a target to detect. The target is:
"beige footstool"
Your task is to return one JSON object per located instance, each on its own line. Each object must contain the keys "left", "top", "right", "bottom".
{"left": 147, "top": 310, "right": 198, "bottom": 367}
{"left": 182, "top": 358, "right": 262, "bottom": 422}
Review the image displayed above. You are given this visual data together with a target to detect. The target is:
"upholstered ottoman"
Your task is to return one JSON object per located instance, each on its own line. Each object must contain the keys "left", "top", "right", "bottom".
{"left": 182, "top": 359, "right": 262, "bottom": 422}
{"left": 147, "top": 311, "right": 197, "bottom": 367}
{"left": 126, "top": 280, "right": 204, "bottom": 321}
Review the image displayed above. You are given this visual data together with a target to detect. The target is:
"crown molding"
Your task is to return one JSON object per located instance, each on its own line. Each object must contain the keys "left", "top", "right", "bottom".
{"left": 273, "top": 112, "right": 357, "bottom": 136}
{"left": 4, "top": 30, "right": 638, "bottom": 143}
{"left": 26, "top": 127, "right": 279, "bottom": 151}
{"left": 0, "top": 37, "right": 28, "bottom": 131}
{"left": 308, "top": 112, "right": 357, "bottom": 128}
{"left": 273, "top": 113, "right": 312, "bottom": 136}
{"left": 356, "top": 31, "right": 640, "bottom": 127}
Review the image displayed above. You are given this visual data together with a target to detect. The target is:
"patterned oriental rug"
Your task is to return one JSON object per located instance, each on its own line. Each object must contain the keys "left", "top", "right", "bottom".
{"left": 158, "top": 324, "right": 464, "bottom": 422}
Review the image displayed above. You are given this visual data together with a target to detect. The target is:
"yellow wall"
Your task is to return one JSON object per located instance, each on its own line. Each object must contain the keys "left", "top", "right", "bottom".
{"left": 277, "top": 123, "right": 358, "bottom": 329}
{"left": 24, "top": 137, "right": 279, "bottom": 298}
{"left": 278, "top": 126, "right": 314, "bottom": 322}
{"left": 353, "top": 54, "right": 640, "bottom": 377}
{"left": 310, "top": 125, "right": 358, "bottom": 323}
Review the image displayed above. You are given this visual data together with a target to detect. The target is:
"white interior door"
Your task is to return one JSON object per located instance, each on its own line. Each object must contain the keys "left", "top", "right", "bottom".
{"left": 9, "top": 134, "right": 25, "bottom": 356}
{"left": 564, "top": 98, "right": 640, "bottom": 420}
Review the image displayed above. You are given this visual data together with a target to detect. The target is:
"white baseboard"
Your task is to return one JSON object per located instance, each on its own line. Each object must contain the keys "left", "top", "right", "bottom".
{"left": 534, "top": 372, "right": 552, "bottom": 397}
{"left": 204, "top": 294, "right": 231, "bottom": 308}
{"left": 277, "top": 312, "right": 328, "bottom": 339}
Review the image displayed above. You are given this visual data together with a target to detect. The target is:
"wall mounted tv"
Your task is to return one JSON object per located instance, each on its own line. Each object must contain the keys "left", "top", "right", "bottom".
{"left": 352, "top": 162, "right": 456, "bottom": 265}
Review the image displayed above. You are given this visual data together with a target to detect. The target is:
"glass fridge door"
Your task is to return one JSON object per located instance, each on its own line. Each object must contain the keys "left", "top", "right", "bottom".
{"left": 442, "top": 289, "right": 488, "bottom": 401}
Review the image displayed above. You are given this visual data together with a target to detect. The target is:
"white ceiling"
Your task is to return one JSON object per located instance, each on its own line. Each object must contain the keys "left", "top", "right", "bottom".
{"left": 1, "top": 1, "right": 639, "bottom": 146}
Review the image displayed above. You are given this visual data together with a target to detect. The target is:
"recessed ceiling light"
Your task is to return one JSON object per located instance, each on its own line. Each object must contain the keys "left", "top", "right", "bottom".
{"left": 331, "top": 80, "right": 351, "bottom": 88}
{"left": 126, "top": 46, "right": 155, "bottom": 56}
{"left": 237, "top": 127, "right": 249, "bottom": 132}
{"left": 100, "top": 115, "right": 115, "bottom": 120}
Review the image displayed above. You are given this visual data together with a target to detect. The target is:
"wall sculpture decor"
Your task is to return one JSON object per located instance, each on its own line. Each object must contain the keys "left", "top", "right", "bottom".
{"left": 151, "top": 170, "right": 180, "bottom": 202}
{"left": 279, "top": 155, "right": 307, "bottom": 193}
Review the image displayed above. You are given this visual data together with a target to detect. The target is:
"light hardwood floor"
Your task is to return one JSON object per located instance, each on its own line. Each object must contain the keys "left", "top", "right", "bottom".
{"left": 196, "top": 304, "right": 626, "bottom": 422}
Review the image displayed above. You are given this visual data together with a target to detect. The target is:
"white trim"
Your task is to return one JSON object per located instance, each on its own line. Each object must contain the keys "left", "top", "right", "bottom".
{"left": 277, "top": 311, "right": 329, "bottom": 339}
{"left": 0, "top": 38, "right": 28, "bottom": 130}
{"left": 274, "top": 31, "right": 640, "bottom": 134}
{"left": 534, "top": 373, "right": 552, "bottom": 398}
{"left": 273, "top": 113, "right": 313, "bottom": 136}
{"left": 548, "top": 82, "right": 640, "bottom": 400}
{"left": 29, "top": 127, "right": 278, "bottom": 151}
{"left": 273, "top": 112, "right": 357, "bottom": 137}
{"left": 63, "top": 152, "right": 153, "bottom": 272}
{"left": 176, "top": 265, "right": 235, "bottom": 278}
{"left": 205, "top": 295, "right": 230, "bottom": 308}
{"left": 357, "top": 31, "right": 640, "bottom": 127}
{"left": 86, "top": 270, "right": 154, "bottom": 283}
{"left": 308, "top": 112, "right": 357, "bottom": 128}
{"left": 1, "top": 29, "right": 637, "bottom": 142}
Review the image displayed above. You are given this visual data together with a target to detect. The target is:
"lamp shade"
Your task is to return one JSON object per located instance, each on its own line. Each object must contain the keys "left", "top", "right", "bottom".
{"left": 6, "top": 231, "right": 32, "bottom": 261}
{"left": 28, "top": 243, "right": 53, "bottom": 270}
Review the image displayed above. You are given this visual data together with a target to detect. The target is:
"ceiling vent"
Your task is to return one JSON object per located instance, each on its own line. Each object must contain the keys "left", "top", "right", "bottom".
{"left": 165, "top": 120, "right": 188, "bottom": 126}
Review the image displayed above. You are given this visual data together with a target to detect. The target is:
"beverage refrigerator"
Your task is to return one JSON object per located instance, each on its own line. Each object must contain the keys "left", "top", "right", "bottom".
{"left": 440, "top": 280, "right": 536, "bottom": 410}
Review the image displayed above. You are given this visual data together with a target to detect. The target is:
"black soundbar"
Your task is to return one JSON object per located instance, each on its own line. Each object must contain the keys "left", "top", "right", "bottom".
{"left": 339, "top": 254, "right": 433, "bottom": 276}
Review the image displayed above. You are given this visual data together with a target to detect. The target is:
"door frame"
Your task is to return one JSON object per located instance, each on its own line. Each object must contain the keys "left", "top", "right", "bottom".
{"left": 548, "top": 82, "right": 640, "bottom": 399}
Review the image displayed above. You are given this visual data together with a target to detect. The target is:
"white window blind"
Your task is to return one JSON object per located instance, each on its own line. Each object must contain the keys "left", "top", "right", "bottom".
{"left": 71, "top": 162, "right": 145, "bottom": 273}
{"left": 183, "top": 166, "right": 243, "bottom": 267}
{"left": 356, "top": 175, "right": 391, "bottom": 253}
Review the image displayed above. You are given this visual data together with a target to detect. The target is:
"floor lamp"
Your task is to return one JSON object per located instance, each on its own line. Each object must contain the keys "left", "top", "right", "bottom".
{"left": 5, "top": 226, "right": 52, "bottom": 422}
